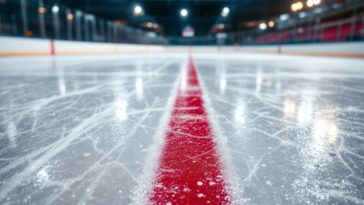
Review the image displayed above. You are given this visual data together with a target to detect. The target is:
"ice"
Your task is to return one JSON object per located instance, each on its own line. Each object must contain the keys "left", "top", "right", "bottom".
{"left": 196, "top": 54, "right": 364, "bottom": 204}
{"left": 0, "top": 53, "right": 363, "bottom": 204}
{"left": 0, "top": 54, "right": 184, "bottom": 205}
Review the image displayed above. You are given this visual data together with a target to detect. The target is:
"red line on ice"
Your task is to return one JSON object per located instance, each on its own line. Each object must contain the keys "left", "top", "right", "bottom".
{"left": 149, "top": 57, "right": 230, "bottom": 204}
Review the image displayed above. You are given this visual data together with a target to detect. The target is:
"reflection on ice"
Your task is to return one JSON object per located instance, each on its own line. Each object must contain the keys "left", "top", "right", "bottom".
{"left": 297, "top": 102, "right": 313, "bottom": 126}
{"left": 220, "top": 75, "right": 226, "bottom": 95}
{"left": 217, "top": 61, "right": 227, "bottom": 95}
{"left": 275, "top": 80, "right": 282, "bottom": 95}
{"left": 0, "top": 56, "right": 180, "bottom": 205}
{"left": 297, "top": 94, "right": 314, "bottom": 126}
{"left": 6, "top": 120, "right": 17, "bottom": 148}
{"left": 57, "top": 68, "right": 67, "bottom": 95}
{"left": 180, "top": 62, "right": 188, "bottom": 92}
{"left": 136, "top": 64, "right": 144, "bottom": 100}
{"left": 255, "top": 67, "right": 263, "bottom": 93}
{"left": 136, "top": 77, "right": 143, "bottom": 100}
{"left": 36, "top": 166, "right": 51, "bottom": 187}
{"left": 234, "top": 100, "right": 246, "bottom": 125}
{"left": 311, "top": 112, "right": 338, "bottom": 154}
{"left": 115, "top": 98, "right": 128, "bottom": 122}
{"left": 283, "top": 98, "right": 296, "bottom": 119}
{"left": 0, "top": 54, "right": 363, "bottom": 205}
{"left": 196, "top": 56, "right": 364, "bottom": 204}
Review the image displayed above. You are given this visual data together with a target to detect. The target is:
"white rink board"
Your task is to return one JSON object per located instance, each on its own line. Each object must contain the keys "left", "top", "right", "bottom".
{"left": 0, "top": 36, "right": 363, "bottom": 57}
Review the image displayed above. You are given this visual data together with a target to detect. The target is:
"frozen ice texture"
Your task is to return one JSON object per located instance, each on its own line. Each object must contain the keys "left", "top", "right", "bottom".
{"left": 0, "top": 53, "right": 363, "bottom": 204}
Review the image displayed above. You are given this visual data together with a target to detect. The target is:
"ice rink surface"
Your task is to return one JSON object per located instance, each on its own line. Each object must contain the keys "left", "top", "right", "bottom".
{"left": 0, "top": 53, "right": 363, "bottom": 205}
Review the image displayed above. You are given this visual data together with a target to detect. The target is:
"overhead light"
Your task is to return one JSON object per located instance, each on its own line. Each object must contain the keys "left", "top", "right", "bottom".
{"left": 291, "top": 3, "right": 296, "bottom": 12}
{"left": 313, "top": 0, "right": 321, "bottom": 5}
{"left": 297, "top": 2, "right": 304, "bottom": 10}
{"left": 307, "top": 0, "right": 320, "bottom": 7}
{"left": 259, "top": 22, "right": 267, "bottom": 30}
{"left": 306, "top": 0, "right": 314, "bottom": 7}
{"left": 67, "top": 13, "right": 74, "bottom": 21}
{"left": 134, "top": 5, "right": 143, "bottom": 16}
{"left": 180, "top": 9, "right": 188, "bottom": 17}
{"left": 38, "top": 6, "right": 46, "bottom": 14}
{"left": 221, "top": 7, "right": 229, "bottom": 17}
{"left": 146, "top": 22, "right": 153, "bottom": 28}
{"left": 268, "top": 21, "right": 275, "bottom": 28}
{"left": 52, "top": 5, "right": 59, "bottom": 13}
{"left": 291, "top": 2, "right": 304, "bottom": 12}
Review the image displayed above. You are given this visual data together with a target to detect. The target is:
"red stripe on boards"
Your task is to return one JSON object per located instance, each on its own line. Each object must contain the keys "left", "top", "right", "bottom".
{"left": 149, "top": 57, "right": 230, "bottom": 205}
{"left": 50, "top": 40, "right": 55, "bottom": 55}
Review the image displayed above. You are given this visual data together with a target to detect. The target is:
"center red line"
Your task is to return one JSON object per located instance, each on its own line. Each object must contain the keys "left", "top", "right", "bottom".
{"left": 149, "top": 57, "right": 230, "bottom": 204}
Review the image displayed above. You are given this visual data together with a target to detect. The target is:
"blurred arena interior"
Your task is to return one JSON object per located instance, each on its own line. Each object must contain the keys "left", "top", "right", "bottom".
{"left": 0, "top": 0, "right": 364, "bottom": 205}
{"left": 0, "top": 0, "right": 364, "bottom": 48}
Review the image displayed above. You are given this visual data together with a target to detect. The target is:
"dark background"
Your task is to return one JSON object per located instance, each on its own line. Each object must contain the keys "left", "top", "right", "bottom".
{"left": 58, "top": 0, "right": 291, "bottom": 36}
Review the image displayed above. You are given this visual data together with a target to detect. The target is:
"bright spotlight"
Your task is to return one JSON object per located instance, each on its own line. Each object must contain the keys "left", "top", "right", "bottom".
{"left": 180, "top": 9, "right": 188, "bottom": 17}
{"left": 221, "top": 7, "right": 230, "bottom": 17}
{"left": 313, "top": 0, "right": 321, "bottom": 5}
{"left": 134, "top": 5, "right": 143, "bottom": 16}
{"left": 291, "top": 1, "right": 304, "bottom": 12}
{"left": 291, "top": 3, "right": 297, "bottom": 12}
{"left": 38, "top": 6, "right": 46, "bottom": 14}
{"left": 67, "top": 13, "right": 74, "bottom": 21}
{"left": 268, "top": 20, "right": 275, "bottom": 28}
{"left": 306, "top": 0, "right": 314, "bottom": 7}
{"left": 52, "top": 5, "right": 59, "bottom": 13}
{"left": 146, "top": 22, "right": 154, "bottom": 28}
{"left": 259, "top": 22, "right": 267, "bottom": 30}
